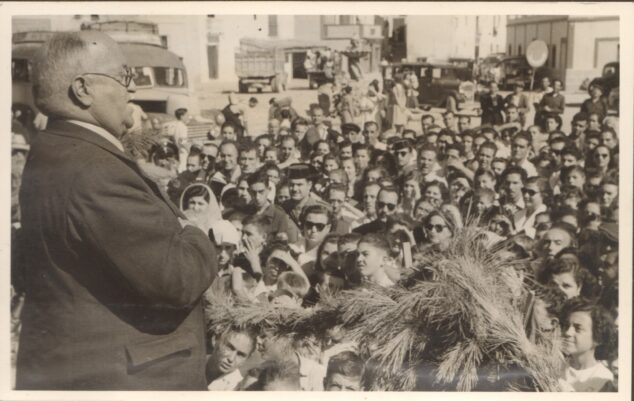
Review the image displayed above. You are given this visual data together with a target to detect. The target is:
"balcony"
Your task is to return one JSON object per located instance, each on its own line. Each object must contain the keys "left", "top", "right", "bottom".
{"left": 324, "top": 24, "right": 383, "bottom": 40}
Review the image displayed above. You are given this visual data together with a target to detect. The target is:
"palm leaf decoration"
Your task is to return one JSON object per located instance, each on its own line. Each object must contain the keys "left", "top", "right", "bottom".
{"left": 205, "top": 225, "right": 564, "bottom": 391}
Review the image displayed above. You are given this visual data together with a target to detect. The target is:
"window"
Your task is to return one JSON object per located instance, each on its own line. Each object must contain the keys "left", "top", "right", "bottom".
{"left": 154, "top": 67, "right": 186, "bottom": 87}
{"left": 432, "top": 68, "right": 442, "bottom": 79}
{"left": 551, "top": 45, "right": 557, "bottom": 68}
{"left": 268, "top": 15, "right": 278, "bottom": 37}
{"left": 132, "top": 66, "right": 153, "bottom": 87}
{"left": 11, "top": 59, "right": 30, "bottom": 82}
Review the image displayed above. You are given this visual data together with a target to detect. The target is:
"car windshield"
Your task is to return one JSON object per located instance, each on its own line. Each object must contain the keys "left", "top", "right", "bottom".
{"left": 12, "top": 59, "right": 30, "bottom": 82}
{"left": 154, "top": 67, "right": 186, "bottom": 87}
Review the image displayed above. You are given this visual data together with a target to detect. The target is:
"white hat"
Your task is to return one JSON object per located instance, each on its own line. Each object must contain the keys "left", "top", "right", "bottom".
{"left": 209, "top": 220, "right": 240, "bottom": 247}
{"left": 12, "top": 133, "right": 30, "bottom": 152}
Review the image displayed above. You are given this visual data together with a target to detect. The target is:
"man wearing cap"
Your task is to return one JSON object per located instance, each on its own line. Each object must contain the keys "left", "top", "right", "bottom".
{"left": 16, "top": 31, "right": 217, "bottom": 390}
{"left": 342, "top": 123, "right": 364, "bottom": 144}
{"left": 392, "top": 138, "right": 417, "bottom": 180}
{"left": 281, "top": 163, "right": 329, "bottom": 228}
{"left": 248, "top": 172, "right": 300, "bottom": 243}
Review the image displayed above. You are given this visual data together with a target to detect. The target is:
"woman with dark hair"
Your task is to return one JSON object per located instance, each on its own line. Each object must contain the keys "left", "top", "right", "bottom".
{"left": 421, "top": 180, "right": 450, "bottom": 208}
{"left": 180, "top": 183, "right": 221, "bottom": 234}
{"left": 369, "top": 150, "right": 398, "bottom": 178}
{"left": 399, "top": 171, "right": 421, "bottom": 217}
{"left": 421, "top": 210, "right": 456, "bottom": 251}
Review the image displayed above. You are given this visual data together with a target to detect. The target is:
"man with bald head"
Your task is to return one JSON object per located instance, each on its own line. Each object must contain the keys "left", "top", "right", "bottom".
{"left": 17, "top": 31, "right": 217, "bottom": 390}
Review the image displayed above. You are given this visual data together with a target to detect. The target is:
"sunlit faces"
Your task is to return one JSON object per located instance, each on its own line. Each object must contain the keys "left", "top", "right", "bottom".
{"left": 201, "top": 145, "right": 218, "bottom": 171}
{"left": 242, "top": 222, "right": 266, "bottom": 250}
{"left": 457, "top": 116, "right": 470, "bottom": 132}
{"left": 188, "top": 195, "right": 209, "bottom": 214}
{"left": 280, "top": 138, "right": 296, "bottom": 162}
{"left": 364, "top": 123, "right": 379, "bottom": 143}
{"left": 356, "top": 241, "right": 388, "bottom": 278}
{"left": 341, "top": 159, "right": 356, "bottom": 182}
{"left": 354, "top": 148, "right": 370, "bottom": 170}
{"left": 239, "top": 149, "right": 259, "bottom": 174}
{"left": 549, "top": 141, "right": 565, "bottom": 165}
{"left": 366, "top": 169, "right": 383, "bottom": 183}
{"left": 423, "top": 184, "right": 443, "bottom": 207}
{"left": 237, "top": 179, "right": 251, "bottom": 205}
{"left": 418, "top": 150, "right": 438, "bottom": 175}
{"left": 551, "top": 272, "right": 582, "bottom": 299}
{"left": 264, "top": 148, "right": 278, "bottom": 163}
{"left": 268, "top": 119, "right": 280, "bottom": 136}
{"left": 506, "top": 107, "right": 519, "bottom": 123}
{"left": 449, "top": 178, "right": 470, "bottom": 203}
{"left": 601, "top": 130, "right": 618, "bottom": 149}
{"left": 511, "top": 137, "right": 530, "bottom": 162}
{"left": 256, "top": 137, "right": 272, "bottom": 159}
{"left": 265, "top": 168, "right": 280, "bottom": 186}
{"left": 543, "top": 227, "right": 573, "bottom": 257}
{"left": 476, "top": 172, "right": 496, "bottom": 191}
{"left": 600, "top": 183, "right": 618, "bottom": 208}
{"left": 588, "top": 114, "right": 601, "bottom": 131}
{"left": 562, "top": 311, "right": 596, "bottom": 357}
{"left": 303, "top": 212, "right": 331, "bottom": 248}
{"left": 340, "top": 145, "right": 353, "bottom": 159}
{"left": 311, "top": 107, "right": 325, "bottom": 126}
{"left": 561, "top": 153, "right": 579, "bottom": 168}
{"left": 323, "top": 158, "right": 339, "bottom": 174}
{"left": 424, "top": 214, "right": 452, "bottom": 244}
{"left": 402, "top": 179, "right": 420, "bottom": 200}
{"left": 491, "top": 159, "right": 507, "bottom": 177}
{"left": 545, "top": 117, "right": 559, "bottom": 133}
{"left": 504, "top": 172, "right": 524, "bottom": 201}
{"left": 209, "top": 331, "right": 255, "bottom": 376}
{"left": 186, "top": 154, "right": 201, "bottom": 173}
{"left": 311, "top": 154, "right": 324, "bottom": 171}
{"left": 219, "top": 143, "right": 238, "bottom": 172}
{"left": 362, "top": 184, "right": 381, "bottom": 216}
{"left": 414, "top": 200, "right": 434, "bottom": 221}
{"left": 217, "top": 244, "right": 236, "bottom": 267}
{"left": 594, "top": 146, "right": 611, "bottom": 169}
{"left": 289, "top": 178, "right": 311, "bottom": 201}
{"left": 394, "top": 147, "right": 413, "bottom": 168}
{"left": 316, "top": 141, "right": 331, "bottom": 156}
{"left": 276, "top": 185, "right": 290, "bottom": 204}
{"left": 521, "top": 182, "right": 543, "bottom": 212}
{"left": 376, "top": 190, "right": 398, "bottom": 221}
{"left": 249, "top": 182, "right": 270, "bottom": 210}
{"left": 325, "top": 373, "right": 361, "bottom": 391}
{"left": 327, "top": 188, "right": 346, "bottom": 215}
{"left": 476, "top": 146, "right": 495, "bottom": 170}
{"left": 221, "top": 124, "right": 237, "bottom": 142}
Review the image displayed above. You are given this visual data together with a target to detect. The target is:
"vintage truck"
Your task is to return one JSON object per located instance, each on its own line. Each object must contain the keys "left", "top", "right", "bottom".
{"left": 235, "top": 38, "right": 288, "bottom": 93}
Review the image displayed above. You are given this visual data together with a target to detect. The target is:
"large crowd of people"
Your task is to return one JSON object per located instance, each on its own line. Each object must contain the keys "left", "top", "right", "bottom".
{"left": 11, "top": 30, "right": 620, "bottom": 392}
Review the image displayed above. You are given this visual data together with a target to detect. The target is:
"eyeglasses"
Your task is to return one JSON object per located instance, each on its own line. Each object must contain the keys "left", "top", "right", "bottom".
{"left": 83, "top": 65, "right": 134, "bottom": 88}
{"left": 425, "top": 223, "right": 447, "bottom": 233}
{"left": 304, "top": 221, "right": 327, "bottom": 232}
{"left": 377, "top": 201, "right": 397, "bottom": 211}
{"left": 522, "top": 188, "right": 539, "bottom": 197}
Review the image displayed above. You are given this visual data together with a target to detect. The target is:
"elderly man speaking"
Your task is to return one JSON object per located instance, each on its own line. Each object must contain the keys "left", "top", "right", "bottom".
{"left": 16, "top": 31, "right": 217, "bottom": 390}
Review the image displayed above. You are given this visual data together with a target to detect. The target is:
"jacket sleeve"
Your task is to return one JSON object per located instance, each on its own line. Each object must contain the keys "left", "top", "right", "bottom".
{"left": 67, "top": 154, "right": 217, "bottom": 308}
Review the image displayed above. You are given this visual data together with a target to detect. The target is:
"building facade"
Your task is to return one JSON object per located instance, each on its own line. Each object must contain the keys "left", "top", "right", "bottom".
{"left": 506, "top": 15, "right": 619, "bottom": 90}
{"left": 402, "top": 16, "right": 506, "bottom": 62}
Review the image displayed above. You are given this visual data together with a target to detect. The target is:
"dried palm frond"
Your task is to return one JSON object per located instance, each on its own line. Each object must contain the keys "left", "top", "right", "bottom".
{"left": 204, "top": 224, "right": 564, "bottom": 391}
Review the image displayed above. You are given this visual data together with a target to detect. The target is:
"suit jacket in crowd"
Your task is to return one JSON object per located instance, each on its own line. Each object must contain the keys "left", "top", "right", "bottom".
{"left": 16, "top": 120, "right": 217, "bottom": 390}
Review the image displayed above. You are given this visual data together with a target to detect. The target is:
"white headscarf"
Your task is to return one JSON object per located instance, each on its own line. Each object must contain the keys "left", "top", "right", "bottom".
{"left": 179, "top": 183, "right": 222, "bottom": 234}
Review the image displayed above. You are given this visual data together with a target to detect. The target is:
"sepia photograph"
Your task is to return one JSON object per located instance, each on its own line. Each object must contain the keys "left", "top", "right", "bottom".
{"left": 3, "top": 2, "right": 632, "bottom": 400}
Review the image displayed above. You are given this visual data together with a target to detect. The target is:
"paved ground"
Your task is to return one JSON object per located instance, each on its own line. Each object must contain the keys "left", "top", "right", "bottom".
{"left": 195, "top": 78, "right": 587, "bottom": 136}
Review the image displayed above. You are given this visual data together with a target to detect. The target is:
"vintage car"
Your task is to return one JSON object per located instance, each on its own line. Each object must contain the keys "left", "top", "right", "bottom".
{"left": 590, "top": 62, "right": 619, "bottom": 113}
{"left": 381, "top": 61, "right": 477, "bottom": 110}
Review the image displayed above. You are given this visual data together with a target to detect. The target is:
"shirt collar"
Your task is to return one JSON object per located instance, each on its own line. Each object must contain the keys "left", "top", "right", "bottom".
{"left": 66, "top": 119, "right": 125, "bottom": 152}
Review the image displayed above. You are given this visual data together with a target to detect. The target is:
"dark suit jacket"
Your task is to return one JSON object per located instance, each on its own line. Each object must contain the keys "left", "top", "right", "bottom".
{"left": 16, "top": 120, "right": 217, "bottom": 390}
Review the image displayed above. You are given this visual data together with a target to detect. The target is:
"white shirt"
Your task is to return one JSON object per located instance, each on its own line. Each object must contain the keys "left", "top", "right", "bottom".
{"left": 67, "top": 120, "right": 124, "bottom": 152}
{"left": 517, "top": 158, "right": 538, "bottom": 178}
{"left": 207, "top": 368, "right": 243, "bottom": 391}
{"left": 560, "top": 362, "right": 614, "bottom": 392}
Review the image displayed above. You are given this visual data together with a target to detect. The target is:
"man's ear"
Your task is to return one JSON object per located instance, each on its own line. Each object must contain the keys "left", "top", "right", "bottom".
{"left": 70, "top": 76, "right": 94, "bottom": 107}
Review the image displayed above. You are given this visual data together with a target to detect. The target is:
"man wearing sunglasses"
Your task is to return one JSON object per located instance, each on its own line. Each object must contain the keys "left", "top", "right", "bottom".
{"left": 353, "top": 186, "right": 399, "bottom": 235}
{"left": 297, "top": 204, "right": 333, "bottom": 273}
{"left": 17, "top": 31, "right": 217, "bottom": 390}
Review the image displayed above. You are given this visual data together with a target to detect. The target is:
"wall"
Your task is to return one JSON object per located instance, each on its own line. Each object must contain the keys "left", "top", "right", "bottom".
{"left": 406, "top": 16, "right": 477, "bottom": 61}
{"left": 293, "top": 15, "right": 322, "bottom": 40}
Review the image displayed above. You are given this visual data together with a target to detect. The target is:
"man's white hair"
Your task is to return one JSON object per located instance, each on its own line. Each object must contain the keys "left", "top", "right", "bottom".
{"left": 32, "top": 31, "right": 110, "bottom": 117}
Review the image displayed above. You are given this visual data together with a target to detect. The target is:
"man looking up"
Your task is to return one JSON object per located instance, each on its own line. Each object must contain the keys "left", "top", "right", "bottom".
{"left": 17, "top": 31, "right": 216, "bottom": 390}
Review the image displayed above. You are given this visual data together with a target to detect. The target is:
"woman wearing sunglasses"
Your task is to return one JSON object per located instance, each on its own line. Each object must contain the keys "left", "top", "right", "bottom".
{"left": 421, "top": 210, "right": 455, "bottom": 251}
{"left": 590, "top": 145, "right": 615, "bottom": 176}
{"left": 515, "top": 177, "right": 550, "bottom": 239}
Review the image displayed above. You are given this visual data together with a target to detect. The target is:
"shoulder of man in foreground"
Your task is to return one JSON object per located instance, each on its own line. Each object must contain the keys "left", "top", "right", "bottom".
{"left": 65, "top": 143, "right": 218, "bottom": 307}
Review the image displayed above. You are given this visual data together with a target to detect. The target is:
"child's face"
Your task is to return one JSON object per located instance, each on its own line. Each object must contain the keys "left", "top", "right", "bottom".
{"left": 325, "top": 374, "right": 362, "bottom": 391}
{"left": 356, "top": 241, "right": 387, "bottom": 278}
{"left": 551, "top": 272, "right": 581, "bottom": 299}
{"left": 562, "top": 311, "right": 596, "bottom": 357}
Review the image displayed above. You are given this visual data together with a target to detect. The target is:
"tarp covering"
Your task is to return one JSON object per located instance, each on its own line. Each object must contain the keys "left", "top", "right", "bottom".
{"left": 240, "top": 37, "right": 331, "bottom": 52}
